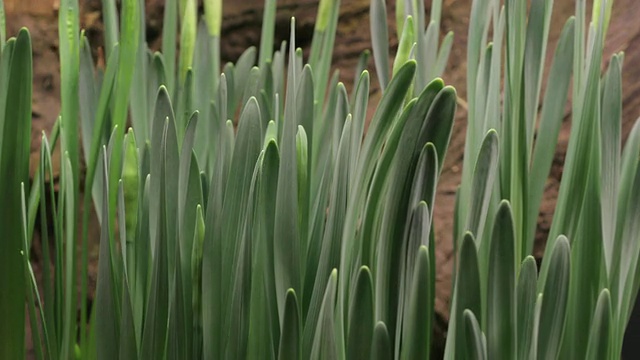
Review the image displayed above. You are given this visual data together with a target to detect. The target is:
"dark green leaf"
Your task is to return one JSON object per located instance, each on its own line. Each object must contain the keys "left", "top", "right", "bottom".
{"left": 371, "top": 322, "right": 392, "bottom": 360}
{"left": 517, "top": 256, "right": 538, "bottom": 360}
{"left": 487, "top": 201, "right": 516, "bottom": 360}
{"left": 278, "top": 289, "right": 301, "bottom": 360}
{"left": 347, "top": 266, "right": 374, "bottom": 360}
{"left": 400, "top": 246, "right": 432, "bottom": 360}
{"left": 0, "top": 29, "right": 30, "bottom": 360}
{"left": 537, "top": 236, "right": 571, "bottom": 360}
{"left": 310, "top": 270, "right": 338, "bottom": 360}
{"left": 463, "top": 310, "right": 487, "bottom": 360}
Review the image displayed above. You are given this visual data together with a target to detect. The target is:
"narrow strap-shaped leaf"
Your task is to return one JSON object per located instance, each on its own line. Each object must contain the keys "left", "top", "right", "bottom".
{"left": 463, "top": 310, "right": 487, "bottom": 360}
{"left": 466, "top": 0, "right": 492, "bottom": 117}
{"left": 370, "top": 0, "right": 390, "bottom": 90}
{"left": 162, "top": 0, "right": 178, "bottom": 92}
{"left": 258, "top": 0, "right": 277, "bottom": 69}
{"left": 79, "top": 33, "right": 98, "bottom": 164}
{"left": 175, "top": 68, "right": 195, "bottom": 143}
{"left": 203, "top": 0, "right": 221, "bottom": 36}
{"left": 417, "top": 86, "right": 457, "bottom": 176}
{"left": 396, "top": 201, "right": 431, "bottom": 358}
{"left": 0, "top": 29, "right": 31, "bottom": 360}
{"left": 350, "top": 51, "right": 370, "bottom": 105}
{"left": 140, "top": 120, "right": 172, "bottom": 359}
{"left": 191, "top": 205, "right": 205, "bottom": 359}
{"left": 347, "top": 266, "right": 374, "bottom": 360}
{"left": 22, "top": 183, "right": 45, "bottom": 360}
{"left": 296, "top": 125, "right": 309, "bottom": 260}
{"left": 371, "top": 322, "right": 392, "bottom": 360}
{"left": 599, "top": 53, "right": 622, "bottom": 274}
{"left": 168, "top": 244, "right": 188, "bottom": 359}
{"left": 95, "top": 149, "right": 120, "bottom": 360}
{"left": 58, "top": 0, "right": 82, "bottom": 351}
{"left": 296, "top": 65, "right": 314, "bottom": 248}
{"left": 241, "top": 66, "right": 263, "bottom": 113}
{"left": 101, "top": 0, "right": 119, "bottom": 57}
{"left": 224, "top": 152, "right": 262, "bottom": 359}
{"left": 585, "top": 289, "right": 611, "bottom": 360}
{"left": 303, "top": 119, "right": 352, "bottom": 356}
{"left": 118, "top": 274, "right": 137, "bottom": 359}
{"left": 358, "top": 100, "right": 415, "bottom": 269}
{"left": 149, "top": 86, "right": 174, "bottom": 252}
{"left": 260, "top": 141, "right": 281, "bottom": 352}
{"left": 278, "top": 289, "right": 301, "bottom": 360}
{"left": 202, "top": 113, "right": 235, "bottom": 359}
{"left": 108, "top": 0, "right": 141, "bottom": 237}
{"left": 310, "top": 270, "right": 339, "bottom": 360}
{"left": 132, "top": 175, "right": 151, "bottom": 346}
{"left": 308, "top": 0, "right": 340, "bottom": 120}
{"left": 220, "top": 97, "right": 262, "bottom": 328}
{"left": 349, "top": 70, "right": 369, "bottom": 172}
{"left": 192, "top": 21, "right": 214, "bottom": 173}
{"left": 82, "top": 43, "right": 120, "bottom": 227}
{"left": 445, "top": 232, "right": 481, "bottom": 360}
{"left": 516, "top": 256, "right": 538, "bottom": 360}
{"left": 487, "top": 200, "right": 516, "bottom": 360}
{"left": 129, "top": 0, "right": 149, "bottom": 145}
{"left": 178, "top": 0, "right": 197, "bottom": 84}
{"left": 121, "top": 129, "right": 139, "bottom": 275}
{"left": 537, "top": 235, "right": 571, "bottom": 360}
{"left": 529, "top": 293, "right": 543, "bottom": 360}
{"left": 400, "top": 246, "right": 432, "bottom": 360}
{"left": 526, "top": 18, "right": 575, "bottom": 256}
{"left": 27, "top": 120, "right": 60, "bottom": 244}
{"left": 464, "top": 129, "right": 499, "bottom": 246}
{"left": 178, "top": 113, "right": 201, "bottom": 274}
{"left": 0, "top": 0, "right": 5, "bottom": 49}
{"left": 232, "top": 46, "right": 257, "bottom": 112}
{"left": 434, "top": 31, "right": 454, "bottom": 78}
{"left": 160, "top": 103, "right": 180, "bottom": 279}
{"left": 544, "top": 0, "right": 606, "bottom": 278}
{"left": 37, "top": 134, "right": 59, "bottom": 357}
{"left": 393, "top": 16, "right": 415, "bottom": 79}
{"left": 613, "top": 140, "right": 640, "bottom": 339}
{"left": 482, "top": 8, "right": 504, "bottom": 137}
{"left": 523, "top": 0, "right": 553, "bottom": 150}
{"left": 247, "top": 150, "right": 277, "bottom": 360}
{"left": 274, "top": 18, "right": 302, "bottom": 318}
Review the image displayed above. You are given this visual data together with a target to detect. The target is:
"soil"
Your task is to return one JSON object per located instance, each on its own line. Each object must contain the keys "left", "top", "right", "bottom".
{"left": 6, "top": 0, "right": 640, "bottom": 358}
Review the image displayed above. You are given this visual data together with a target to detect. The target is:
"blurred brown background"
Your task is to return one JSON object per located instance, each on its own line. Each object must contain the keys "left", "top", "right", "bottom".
{"left": 5, "top": 0, "right": 640, "bottom": 357}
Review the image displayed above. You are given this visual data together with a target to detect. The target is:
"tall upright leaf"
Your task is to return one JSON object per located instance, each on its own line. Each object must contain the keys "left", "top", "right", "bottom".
{"left": 0, "top": 28, "right": 31, "bottom": 360}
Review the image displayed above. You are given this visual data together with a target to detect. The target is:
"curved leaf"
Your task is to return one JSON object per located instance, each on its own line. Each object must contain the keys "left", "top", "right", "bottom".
{"left": 370, "top": 0, "right": 389, "bottom": 90}
{"left": 585, "top": 289, "right": 611, "bottom": 360}
{"left": 310, "top": 270, "right": 338, "bottom": 360}
{"left": 371, "top": 322, "right": 392, "bottom": 360}
{"left": 0, "top": 29, "right": 31, "bottom": 359}
{"left": 537, "top": 236, "right": 571, "bottom": 360}
{"left": 278, "top": 289, "right": 301, "bottom": 360}
{"left": 517, "top": 256, "right": 538, "bottom": 360}
{"left": 400, "top": 246, "right": 432, "bottom": 360}
{"left": 463, "top": 309, "right": 487, "bottom": 360}
{"left": 347, "top": 266, "right": 374, "bottom": 360}
{"left": 487, "top": 200, "right": 516, "bottom": 360}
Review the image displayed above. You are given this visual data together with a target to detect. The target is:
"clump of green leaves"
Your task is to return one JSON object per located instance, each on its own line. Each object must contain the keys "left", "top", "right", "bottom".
{"left": 447, "top": 0, "right": 640, "bottom": 358}
{"left": 10, "top": 0, "right": 456, "bottom": 358}
{"left": 3, "top": 0, "right": 640, "bottom": 358}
